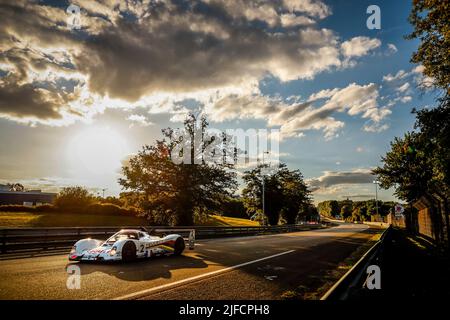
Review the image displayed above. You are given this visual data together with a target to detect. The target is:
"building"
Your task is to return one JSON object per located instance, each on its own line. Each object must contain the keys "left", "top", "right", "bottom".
{"left": 0, "top": 190, "right": 57, "bottom": 206}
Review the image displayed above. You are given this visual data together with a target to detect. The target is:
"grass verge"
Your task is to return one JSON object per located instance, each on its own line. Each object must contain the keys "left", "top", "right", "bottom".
{"left": 0, "top": 212, "right": 259, "bottom": 228}
{"left": 0, "top": 212, "right": 148, "bottom": 227}
{"left": 281, "top": 230, "right": 383, "bottom": 300}
{"left": 196, "top": 215, "right": 260, "bottom": 227}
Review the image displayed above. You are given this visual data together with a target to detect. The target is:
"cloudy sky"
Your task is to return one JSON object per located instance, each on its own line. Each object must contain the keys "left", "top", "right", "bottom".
{"left": 0, "top": 0, "right": 434, "bottom": 202}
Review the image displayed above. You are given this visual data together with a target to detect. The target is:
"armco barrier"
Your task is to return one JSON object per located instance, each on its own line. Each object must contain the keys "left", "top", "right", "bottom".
{"left": 0, "top": 223, "right": 326, "bottom": 254}
{"left": 320, "top": 225, "right": 391, "bottom": 300}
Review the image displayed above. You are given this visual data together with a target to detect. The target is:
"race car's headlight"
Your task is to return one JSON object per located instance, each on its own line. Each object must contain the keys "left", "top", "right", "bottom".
{"left": 109, "top": 247, "right": 117, "bottom": 256}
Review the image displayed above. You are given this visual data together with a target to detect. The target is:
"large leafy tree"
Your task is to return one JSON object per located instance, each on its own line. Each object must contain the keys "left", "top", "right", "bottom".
{"left": 242, "top": 163, "right": 311, "bottom": 225}
{"left": 119, "top": 114, "right": 237, "bottom": 226}
{"left": 317, "top": 200, "right": 340, "bottom": 218}
{"left": 373, "top": 0, "right": 450, "bottom": 241}
{"left": 407, "top": 0, "right": 450, "bottom": 95}
{"left": 278, "top": 166, "right": 312, "bottom": 224}
{"left": 373, "top": 132, "right": 433, "bottom": 203}
{"left": 406, "top": 0, "right": 450, "bottom": 243}
{"left": 414, "top": 101, "right": 450, "bottom": 193}
{"left": 242, "top": 164, "right": 283, "bottom": 225}
{"left": 7, "top": 183, "right": 25, "bottom": 192}
{"left": 372, "top": 132, "right": 438, "bottom": 234}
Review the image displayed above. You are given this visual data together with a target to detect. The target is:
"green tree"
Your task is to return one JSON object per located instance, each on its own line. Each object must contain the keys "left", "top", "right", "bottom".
{"left": 373, "top": 132, "right": 433, "bottom": 203}
{"left": 358, "top": 206, "right": 368, "bottom": 221}
{"left": 119, "top": 114, "right": 237, "bottom": 226}
{"left": 406, "top": 0, "right": 450, "bottom": 244}
{"left": 278, "top": 165, "right": 312, "bottom": 224}
{"left": 414, "top": 102, "right": 450, "bottom": 201}
{"left": 216, "top": 196, "right": 248, "bottom": 219}
{"left": 298, "top": 205, "right": 320, "bottom": 223}
{"left": 97, "top": 196, "right": 124, "bottom": 207}
{"left": 372, "top": 132, "right": 435, "bottom": 233}
{"left": 242, "top": 163, "right": 311, "bottom": 225}
{"left": 7, "top": 183, "right": 25, "bottom": 192}
{"left": 242, "top": 164, "right": 284, "bottom": 225}
{"left": 317, "top": 200, "right": 339, "bottom": 218}
{"left": 54, "top": 186, "right": 94, "bottom": 211}
{"left": 407, "top": 0, "right": 450, "bottom": 95}
{"left": 340, "top": 205, "right": 352, "bottom": 220}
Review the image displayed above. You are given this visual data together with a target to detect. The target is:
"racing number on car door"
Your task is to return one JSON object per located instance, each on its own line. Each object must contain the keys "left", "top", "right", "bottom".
{"left": 139, "top": 244, "right": 145, "bottom": 253}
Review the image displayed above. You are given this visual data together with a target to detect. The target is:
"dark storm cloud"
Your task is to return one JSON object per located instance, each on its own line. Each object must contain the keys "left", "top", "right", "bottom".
{"left": 308, "top": 169, "right": 375, "bottom": 192}
{"left": 0, "top": 0, "right": 83, "bottom": 123}
{"left": 74, "top": 8, "right": 339, "bottom": 101}
{"left": 1, "top": 0, "right": 340, "bottom": 96}
{"left": 0, "top": 0, "right": 381, "bottom": 126}
{"left": 0, "top": 82, "right": 63, "bottom": 120}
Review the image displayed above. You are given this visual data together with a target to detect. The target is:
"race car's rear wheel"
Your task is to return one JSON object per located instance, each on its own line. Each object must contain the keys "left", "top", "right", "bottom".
{"left": 173, "top": 237, "right": 185, "bottom": 256}
{"left": 122, "top": 241, "right": 137, "bottom": 262}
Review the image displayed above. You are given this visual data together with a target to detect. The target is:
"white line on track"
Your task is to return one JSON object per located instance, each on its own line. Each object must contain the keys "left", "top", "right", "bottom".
{"left": 114, "top": 249, "right": 295, "bottom": 300}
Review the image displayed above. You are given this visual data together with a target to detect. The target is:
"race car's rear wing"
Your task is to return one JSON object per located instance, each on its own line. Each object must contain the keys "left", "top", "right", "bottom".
{"left": 143, "top": 227, "right": 195, "bottom": 250}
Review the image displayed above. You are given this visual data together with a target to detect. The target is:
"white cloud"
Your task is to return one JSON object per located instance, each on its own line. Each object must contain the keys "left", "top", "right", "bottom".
{"left": 411, "top": 65, "right": 435, "bottom": 89}
{"left": 396, "top": 82, "right": 410, "bottom": 93}
{"left": 203, "top": 81, "right": 390, "bottom": 140}
{"left": 412, "top": 65, "right": 425, "bottom": 74}
{"left": 363, "top": 122, "right": 389, "bottom": 133}
{"left": 280, "top": 14, "right": 315, "bottom": 27}
{"left": 387, "top": 43, "right": 398, "bottom": 54}
{"left": 341, "top": 36, "right": 381, "bottom": 58}
{"left": 400, "top": 96, "right": 412, "bottom": 103}
{"left": 307, "top": 88, "right": 340, "bottom": 101}
{"left": 383, "top": 70, "right": 408, "bottom": 82}
{"left": 282, "top": 0, "right": 332, "bottom": 19}
{"left": 127, "top": 114, "right": 152, "bottom": 127}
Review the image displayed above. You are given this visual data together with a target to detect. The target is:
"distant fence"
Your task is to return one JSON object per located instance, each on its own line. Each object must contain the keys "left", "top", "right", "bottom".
{"left": 0, "top": 223, "right": 326, "bottom": 254}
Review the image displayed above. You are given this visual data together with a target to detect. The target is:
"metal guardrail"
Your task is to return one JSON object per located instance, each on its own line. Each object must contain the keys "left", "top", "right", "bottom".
{"left": 0, "top": 223, "right": 326, "bottom": 254}
{"left": 320, "top": 225, "right": 392, "bottom": 300}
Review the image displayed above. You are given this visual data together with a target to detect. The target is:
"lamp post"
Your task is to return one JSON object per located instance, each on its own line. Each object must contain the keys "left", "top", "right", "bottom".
{"left": 261, "top": 151, "right": 270, "bottom": 224}
{"left": 373, "top": 180, "right": 380, "bottom": 216}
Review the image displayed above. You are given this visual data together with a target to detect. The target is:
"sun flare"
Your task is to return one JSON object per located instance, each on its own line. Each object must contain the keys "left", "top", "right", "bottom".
{"left": 67, "top": 126, "right": 129, "bottom": 176}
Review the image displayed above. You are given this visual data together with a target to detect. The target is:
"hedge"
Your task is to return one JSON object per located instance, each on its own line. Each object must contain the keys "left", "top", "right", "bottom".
{"left": 0, "top": 203, "right": 140, "bottom": 216}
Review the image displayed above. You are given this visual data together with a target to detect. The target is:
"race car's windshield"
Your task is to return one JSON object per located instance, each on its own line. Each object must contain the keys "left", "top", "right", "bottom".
{"left": 104, "top": 231, "right": 139, "bottom": 245}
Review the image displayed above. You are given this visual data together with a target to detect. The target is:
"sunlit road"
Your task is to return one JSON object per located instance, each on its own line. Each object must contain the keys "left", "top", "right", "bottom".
{"left": 0, "top": 224, "right": 381, "bottom": 300}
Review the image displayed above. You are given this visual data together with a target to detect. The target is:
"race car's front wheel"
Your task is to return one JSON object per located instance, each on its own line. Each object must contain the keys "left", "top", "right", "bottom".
{"left": 173, "top": 237, "right": 185, "bottom": 256}
{"left": 122, "top": 241, "right": 137, "bottom": 262}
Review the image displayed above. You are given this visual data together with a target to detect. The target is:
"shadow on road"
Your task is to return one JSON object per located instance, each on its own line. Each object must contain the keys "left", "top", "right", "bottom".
{"left": 68, "top": 254, "right": 209, "bottom": 282}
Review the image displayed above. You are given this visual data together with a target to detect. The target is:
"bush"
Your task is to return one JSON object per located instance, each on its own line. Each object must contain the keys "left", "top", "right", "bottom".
{"left": 0, "top": 204, "right": 56, "bottom": 213}
{"left": 217, "top": 197, "right": 248, "bottom": 219}
{"left": 0, "top": 202, "right": 140, "bottom": 217}
{"left": 54, "top": 186, "right": 94, "bottom": 211}
{"left": 83, "top": 203, "right": 139, "bottom": 216}
{"left": 0, "top": 205, "right": 35, "bottom": 212}
{"left": 33, "top": 204, "right": 57, "bottom": 212}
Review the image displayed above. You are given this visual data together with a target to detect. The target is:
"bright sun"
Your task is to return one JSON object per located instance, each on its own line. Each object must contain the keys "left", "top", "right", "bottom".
{"left": 67, "top": 126, "right": 129, "bottom": 176}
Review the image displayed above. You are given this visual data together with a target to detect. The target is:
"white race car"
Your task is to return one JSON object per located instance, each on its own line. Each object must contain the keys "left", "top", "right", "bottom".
{"left": 69, "top": 228, "right": 195, "bottom": 262}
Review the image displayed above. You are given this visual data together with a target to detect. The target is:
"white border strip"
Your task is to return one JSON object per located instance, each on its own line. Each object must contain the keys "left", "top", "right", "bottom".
{"left": 114, "top": 250, "right": 295, "bottom": 300}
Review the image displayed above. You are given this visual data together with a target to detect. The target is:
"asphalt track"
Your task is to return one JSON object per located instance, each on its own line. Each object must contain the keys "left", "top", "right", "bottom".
{"left": 0, "top": 224, "right": 381, "bottom": 300}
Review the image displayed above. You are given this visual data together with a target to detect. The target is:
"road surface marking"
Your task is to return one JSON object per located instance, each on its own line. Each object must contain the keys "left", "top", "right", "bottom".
{"left": 114, "top": 249, "right": 295, "bottom": 300}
